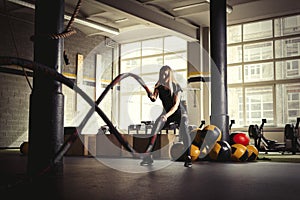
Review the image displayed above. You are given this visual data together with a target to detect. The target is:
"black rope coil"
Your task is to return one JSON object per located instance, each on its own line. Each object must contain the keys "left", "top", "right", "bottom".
{"left": 31, "top": 0, "right": 82, "bottom": 41}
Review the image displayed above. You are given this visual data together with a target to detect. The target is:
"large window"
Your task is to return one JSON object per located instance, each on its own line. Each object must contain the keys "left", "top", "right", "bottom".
{"left": 119, "top": 36, "right": 187, "bottom": 130}
{"left": 245, "top": 87, "right": 273, "bottom": 125}
{"left": 228, "top": 14, "right": 300, "bottom": 127}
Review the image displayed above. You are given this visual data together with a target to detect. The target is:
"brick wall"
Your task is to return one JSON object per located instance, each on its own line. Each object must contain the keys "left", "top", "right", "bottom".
{"left": 0, "top": 13, "right": 115, "bottom": 148}
{"left": 0, "top": 73, "right": 31, "bottom": 147}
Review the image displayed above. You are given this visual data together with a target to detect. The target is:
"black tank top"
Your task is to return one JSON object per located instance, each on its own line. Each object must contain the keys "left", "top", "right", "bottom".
{"left": 157, "top": 82, "right": 182, "bottom": 113}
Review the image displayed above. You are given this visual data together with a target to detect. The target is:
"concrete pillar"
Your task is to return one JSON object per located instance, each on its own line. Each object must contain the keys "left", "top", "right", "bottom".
{"left": 28, "top": 0, "right": 65, "bottom": 176}
{"left": 210, "top": 0, "right": 229, "bottom": 141}
{"left": 187, "top": 35, "right": 202, "bottom": 126}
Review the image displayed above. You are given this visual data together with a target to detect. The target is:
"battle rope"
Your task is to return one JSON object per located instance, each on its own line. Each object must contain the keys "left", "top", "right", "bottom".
{"left": 55, "top": 73, "right": 154, "bottom": 162}
{"left": 0, "top": 56, "right": 154, "bottom": 176}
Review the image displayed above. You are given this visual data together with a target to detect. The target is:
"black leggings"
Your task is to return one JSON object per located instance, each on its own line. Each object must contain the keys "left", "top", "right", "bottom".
{"left": 145, "top": 110, "right": 192, "bottom": 157}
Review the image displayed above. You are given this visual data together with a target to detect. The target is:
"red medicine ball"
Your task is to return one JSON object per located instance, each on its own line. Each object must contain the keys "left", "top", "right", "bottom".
{"left": 229, "top": 132, "right": 250, "bottom": 146}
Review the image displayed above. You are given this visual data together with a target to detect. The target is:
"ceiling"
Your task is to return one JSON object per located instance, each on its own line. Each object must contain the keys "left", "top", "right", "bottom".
{"left": 2, "top": 0, "right": 300, "bottom": 43}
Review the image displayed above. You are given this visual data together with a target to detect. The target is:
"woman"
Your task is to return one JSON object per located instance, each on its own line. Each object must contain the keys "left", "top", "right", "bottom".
{"left": 141, "top": 65, "right": 192, "bottom": 167}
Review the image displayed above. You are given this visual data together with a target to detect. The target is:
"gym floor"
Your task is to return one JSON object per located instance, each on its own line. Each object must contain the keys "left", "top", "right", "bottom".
{"left": 1, "top": 149, "right": 300, "bottom": 200}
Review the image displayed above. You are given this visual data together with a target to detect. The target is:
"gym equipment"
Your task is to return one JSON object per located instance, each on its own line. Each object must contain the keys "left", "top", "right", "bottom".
{"left": 171, "top": 123, "right": 221, "bottom": 161}
{"left": 191, "top": 124, "right": 222, "bottom": 158}
{"left": 246, "top": 145, "right": 259, "bottom": 161}
{"left": 192, "top": 124, "right": 219, "bottom": 146}
{"left": 20, "top": 141, "right": 29, "bottom": 155}
{"left": 209, "top": 140, "right": 231, "bottom": 162}
{"left": 169, "top": 120, "right": 205, "bottom": 162}
{"left": 248, "top": 119, "right": 285, "bottom": 153}
{"left": 169, "top": 143, "right": 199, "bottom": 162}
{"left": 191, "top": 129, "right": 202, "bottom": 147}
{"left": 229, "top": 118, "right": 251, "bottom": 146}
{"left": 169, "top": 142, "right": 186, "bottom": 161}
{"left": 229, "top": 119, "right": 235, "bottom": 131}
{"left": 0, "top": 56, "right": 154, "bottom": 176}
{"left": 199, "top": 120, "right": 206, "bottom": 129}
{"left": 190, "top": 144, "right": 200, "bottom": 161}
{"left": 283, "top": 117, "right": 300, "bottom": 154}
{"left": 231, "top": 143, "right": 248, "bottom": 162}
{"left": 189, "top": 120, "right": 205, "bottom": 142}
{"left": 229, "top": 132, "right": 250, "bottom": 146}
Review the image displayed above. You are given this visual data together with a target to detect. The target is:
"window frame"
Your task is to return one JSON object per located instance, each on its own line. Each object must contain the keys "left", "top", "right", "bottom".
{"left": 228, "top": 13, "right": 300, "bottom": 127}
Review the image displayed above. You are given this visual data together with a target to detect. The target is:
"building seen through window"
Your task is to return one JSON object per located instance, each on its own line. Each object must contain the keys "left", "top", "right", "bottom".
{"left": 228, "top": 14, "right": 300, "bottom": 127}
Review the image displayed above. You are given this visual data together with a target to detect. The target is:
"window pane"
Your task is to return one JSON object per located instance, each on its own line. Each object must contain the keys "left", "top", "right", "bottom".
{"left": 228, "top": 87, "right": 244, "bottom": 126}
{"left": 275, "top": 37, "right": 300, "bottom": 58}
{"left": 246, "top": 86, "right": 273, "bottom": 125}
{"left": 244, "top": 62, "right": 274, "bottom": 82}
{"left": 164, "top": 36, "right": 187, "bottom": 52}
{"left": 228, "top": 65, "right": 242, "bottom": 84}
{"left": 142, "top": 38, "right": 163, "bottom": 56}
{"left": 121, "top": 42, "right": 141, "bottom": 59}
{"left": 276, "top": 59, "right": 300, "bottom": 80}
{"left": 141, "top": 73, "right": 159, "bottom": 87}
{"left": 174, "top": 71, "right": 188, "bottom": 93}
{"left": 276, "top": 83, "right": 300, "bottom": 126}
{"left": 243, "top": 20, "right": 272, "bottom": 41}
{"left": 121, "top": 59, "right": 141, "bottom": 73}
{"left": 141, "top": 94, "right": 162, "bottom": 122}
{"left": 275, "top": 15, "right": 300, "bottom": 37}
{"left": 227, "top": 25, "right": 242, "bottom": 44}
{"left": 244, "top": 42, "right": 273, "bottom": 62}
{"left": 119, "top": 93, "right": 141, "bottom": 130}
{"left": 141, "top": 56, "right": 163, "bottom": 74}
{"left": 228, "top": 45, "right": 242, "bottom": 64}
{"left": 164, "top": 52, "right": 187, "bottom": 71}
{"left": 120, "top": 74, "right": 143, "bottom": 93}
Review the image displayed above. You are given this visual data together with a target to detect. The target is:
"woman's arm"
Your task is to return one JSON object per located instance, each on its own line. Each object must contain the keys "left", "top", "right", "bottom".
{"left": 149, "top": 85, "right": 159, "bottom": 102}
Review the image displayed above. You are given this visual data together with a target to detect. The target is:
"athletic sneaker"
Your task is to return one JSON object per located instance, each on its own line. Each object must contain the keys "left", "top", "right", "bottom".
{"left": 184, "top": 156, "right": 192, "bottom": 168}
{"left": 140, "top": 155, "right": 154, "bottom": 166}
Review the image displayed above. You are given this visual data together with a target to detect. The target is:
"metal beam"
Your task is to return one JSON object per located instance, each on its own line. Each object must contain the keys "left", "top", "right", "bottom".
{"left": 95, "top": 0, "right": 199, "bottom": 40}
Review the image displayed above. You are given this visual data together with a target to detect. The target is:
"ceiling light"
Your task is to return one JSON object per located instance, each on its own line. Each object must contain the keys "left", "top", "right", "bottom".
{"left": 7, "top": 0, "right": 119, "bottom": 35}
{"left": 7, "top": 0, "right": 34, "bottom": 9}
{"left": 64, "top": 15, "right": 119, "bottom": 35}
{"left": 173, "top": 2, "right": 207, "bottom": 11}
{"left": 115, "top": 18, "right": 128, "bottom": 23}
{"left": 173, "top": 0, "right": 233, "bottom": 14}
{"left": 226, "top": 5, "right": 233, "bottom": 14}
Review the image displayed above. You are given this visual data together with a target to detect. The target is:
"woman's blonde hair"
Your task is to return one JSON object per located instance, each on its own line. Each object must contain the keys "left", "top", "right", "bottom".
{"left": 157, "top": 65, "right": 177, "bottom": 94}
